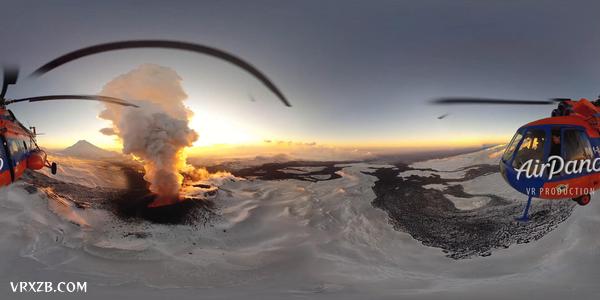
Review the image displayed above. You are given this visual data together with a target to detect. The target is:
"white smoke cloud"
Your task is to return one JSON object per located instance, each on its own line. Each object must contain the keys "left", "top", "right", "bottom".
{"left": 99, "top": 64, "right": 199, "bottom": 202}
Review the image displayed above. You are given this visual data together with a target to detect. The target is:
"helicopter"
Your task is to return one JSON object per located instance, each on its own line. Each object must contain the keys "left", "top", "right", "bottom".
{"left": 0, "top": 40, "right": 289, "bottom": 187}
{"left": 434, "top": 96, "right": 600, "bottom": 221}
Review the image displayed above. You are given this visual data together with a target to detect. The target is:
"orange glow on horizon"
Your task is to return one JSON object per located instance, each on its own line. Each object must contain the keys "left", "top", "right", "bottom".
{"left": 39, "top": 134, "right": 509, "bottom": 153}
{"left": 183, "top": 133, "right": 510, "bottom": 158}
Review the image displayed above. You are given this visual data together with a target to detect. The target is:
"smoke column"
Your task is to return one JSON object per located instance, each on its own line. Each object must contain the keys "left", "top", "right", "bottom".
{"left": 99, "top": 64, "right": 198, "bottom": 206}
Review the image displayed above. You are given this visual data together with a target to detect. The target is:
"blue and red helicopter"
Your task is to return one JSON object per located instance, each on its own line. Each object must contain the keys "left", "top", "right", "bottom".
{"left": 0, "top": 40, "right": 289, "bottom": 188}
{"left": 435, "top": 97, "right": 600, "bottom": 220}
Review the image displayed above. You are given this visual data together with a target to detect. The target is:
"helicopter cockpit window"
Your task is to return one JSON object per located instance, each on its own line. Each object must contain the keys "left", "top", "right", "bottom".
{"left": 502, "top": 131, "right": 523, "bottom": 162}
{"left": 562, "top": 129, "right": 593, "bottom": 163}
{"left": 512, "top": 129, "right": 546, "bottom": 169}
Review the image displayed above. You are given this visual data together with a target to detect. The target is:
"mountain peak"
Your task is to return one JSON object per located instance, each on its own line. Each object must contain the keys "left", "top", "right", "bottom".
{"left": 73, "top": 140, "right": 94, "bottom": 146}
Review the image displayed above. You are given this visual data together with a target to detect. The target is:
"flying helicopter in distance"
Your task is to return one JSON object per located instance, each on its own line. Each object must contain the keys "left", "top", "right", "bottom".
{"left": 434, "top": 96, "right": 600, "bottom": 221}
{"left": 0, "top": 40, "right": 290, "bottom": 188}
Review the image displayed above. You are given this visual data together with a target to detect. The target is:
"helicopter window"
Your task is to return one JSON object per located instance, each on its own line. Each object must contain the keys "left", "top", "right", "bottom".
{"left": 7, "top": 138, "right": 27, "bottom": 156}
{"left": 563, "top": 129, "right": 593, "bottom": 163}
{"left": 512, "top": 129, "right": 546, "bottom": 169}
{"left": 8, "top": 139, "right": 20, "bottom": 154}
{"left": 502, "top": 132, "right": 523, "bottom": 162}
{"left": 549, "top": 128, "right": 561, "bottom": 157}
{"left": 22, "top": 141, "right": 27, "bottom": 150}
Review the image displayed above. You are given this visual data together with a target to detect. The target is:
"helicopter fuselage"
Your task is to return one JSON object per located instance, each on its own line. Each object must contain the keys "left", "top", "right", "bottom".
{"left": 0, "top": 108, "right": 49, "bottom": 186}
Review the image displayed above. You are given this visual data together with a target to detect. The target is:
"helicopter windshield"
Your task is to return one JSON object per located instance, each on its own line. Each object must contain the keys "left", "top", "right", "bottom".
{"left": 502, "top": 131, "right": 523, "bottom": 162}
{"left": 512, "top": 129, "right": 546, "bottom": 169}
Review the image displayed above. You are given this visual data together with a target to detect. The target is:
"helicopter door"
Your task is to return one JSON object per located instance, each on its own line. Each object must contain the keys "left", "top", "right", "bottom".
{"left": 0, "top": 135, "right": 14, "bottom": 184}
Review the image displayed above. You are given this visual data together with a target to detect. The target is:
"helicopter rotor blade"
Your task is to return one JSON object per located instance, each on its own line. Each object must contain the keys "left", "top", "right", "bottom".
{"left": 431, "top": 97, "right": 558, "bottom": 105}
{"left": 549, "top": 98, "right": 572, "bottom": 102}
{"left": 5, "top": 95, "right": 139, "bottom": 107}
{"left": 29, "top": 40, "right": 291, "bottom": 107}
{"left": 1, "top": 66, "right": 19, "bottom": 99}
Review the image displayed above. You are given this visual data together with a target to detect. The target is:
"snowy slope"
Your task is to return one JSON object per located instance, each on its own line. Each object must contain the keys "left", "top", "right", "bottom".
{"left": 405, "top": 145, "right": 526, "bottom": 210}
{"left": 411, "top": 144, "right": 505, "bottom": 171}
{"left": 38, "top": 154, "right": 131, "bottom": 189}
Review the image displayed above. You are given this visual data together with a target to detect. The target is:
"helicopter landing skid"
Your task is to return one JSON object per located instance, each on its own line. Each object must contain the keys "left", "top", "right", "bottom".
{"left": 515, "top": 194, "right": 533, "bottom": 222}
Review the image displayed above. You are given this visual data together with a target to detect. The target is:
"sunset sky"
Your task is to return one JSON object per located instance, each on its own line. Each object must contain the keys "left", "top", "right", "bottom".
{"left": 3, "top": 1, "right": 600, "bottom": 154}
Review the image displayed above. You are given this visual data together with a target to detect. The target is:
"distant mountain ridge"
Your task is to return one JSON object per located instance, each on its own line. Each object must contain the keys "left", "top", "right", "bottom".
{"left": 60, "top": 140, "right": 121, "bottom": 159}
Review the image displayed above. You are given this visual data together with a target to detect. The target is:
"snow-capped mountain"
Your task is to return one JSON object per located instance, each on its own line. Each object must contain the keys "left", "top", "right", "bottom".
{"left": 60, "top": 140, "right": 120, "bottom": 159}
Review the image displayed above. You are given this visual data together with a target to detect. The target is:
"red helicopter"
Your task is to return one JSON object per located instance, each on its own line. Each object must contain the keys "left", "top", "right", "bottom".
{"left": 0, "top": 40, "right": 289, "bottom": 187}
{"left": 435, "top": 96, "right": 600, "bottom": 220}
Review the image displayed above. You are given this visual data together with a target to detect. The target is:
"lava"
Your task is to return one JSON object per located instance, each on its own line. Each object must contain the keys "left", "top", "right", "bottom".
{"left": 147, "top": 195, "right": 181, "bottom": 208}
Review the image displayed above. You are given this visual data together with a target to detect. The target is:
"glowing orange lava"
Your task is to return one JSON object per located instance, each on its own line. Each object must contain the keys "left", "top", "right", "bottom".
{"left": 147, "top": 195, "right": 182, "bottom": 208}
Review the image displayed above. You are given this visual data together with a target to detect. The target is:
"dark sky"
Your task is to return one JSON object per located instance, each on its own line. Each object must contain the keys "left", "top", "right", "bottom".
{"left": 2, "top": 0, "right": 600, "bottom": 148}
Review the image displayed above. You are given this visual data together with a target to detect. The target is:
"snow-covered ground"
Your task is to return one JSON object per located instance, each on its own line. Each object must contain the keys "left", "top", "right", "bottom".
{"left": 38, "top": 154, "right": 131, "bottom": 189}
{"left": 0, "top": 148, "right": 598, "bottom": 299}
{"left": 408, "top": 145, "right": 526, "bottom": 210}
{"left": 410, "top": 144, "right": 505, "bottom": 171}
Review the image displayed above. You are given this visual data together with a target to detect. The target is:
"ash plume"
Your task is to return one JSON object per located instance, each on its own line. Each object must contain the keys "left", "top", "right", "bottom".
{"left": 99, "top": 64, "right": 198, "bottom": 205}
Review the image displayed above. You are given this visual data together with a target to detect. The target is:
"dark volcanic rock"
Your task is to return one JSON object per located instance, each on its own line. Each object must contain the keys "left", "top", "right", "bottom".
{"left": 111, "top": 164, "right": 217, "bottom": 225}
{"left": 112, "top": 193, "right": 215, "bottom": 225}
{"left": 366, "top": 164, "right": 575, "bottom": 259}
{"left": 232, "top": 161, "right": 347, "bottom": 182}
{"left": 22, "top": 165, "right": 216, "bottom": 226}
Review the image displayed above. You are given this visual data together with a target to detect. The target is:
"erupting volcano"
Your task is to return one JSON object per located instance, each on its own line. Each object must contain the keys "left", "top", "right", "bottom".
{"left": 98, "top": 64, "right": 201, "bottom": 207}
